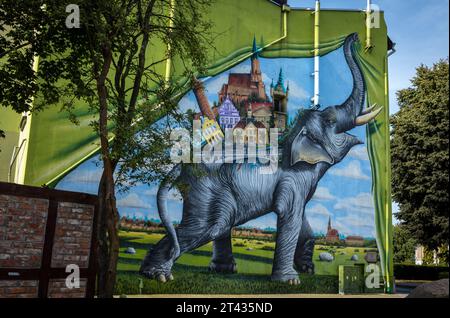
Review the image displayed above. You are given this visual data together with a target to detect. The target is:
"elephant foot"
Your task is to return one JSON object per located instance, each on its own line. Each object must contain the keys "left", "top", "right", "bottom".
{"left": 209, "top": 260, "right": 237, "bottom": 274}
{"left": 296, "top": 260, "right": 315, "bottom": 275}
{"left": 139, "top": 262, "right": 174, "bottom": 283}
{"left": 271, "top": 270, "right": 301, "bottom": 285}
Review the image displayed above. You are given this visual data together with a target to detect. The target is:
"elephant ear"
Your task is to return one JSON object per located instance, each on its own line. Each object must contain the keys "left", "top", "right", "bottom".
{"left": 291, "top": 129, "right": 334, "bottom": 166}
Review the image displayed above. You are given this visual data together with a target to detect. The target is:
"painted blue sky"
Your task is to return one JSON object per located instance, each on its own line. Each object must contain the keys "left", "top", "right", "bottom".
{"left": 57, "top": 44, "right": 376, "bottom": 238}
{"left": 291, "top": 0, "right": 450, "bottom": 217}
{"left": 290, "top": 0, "right": 449, "bottom": 115}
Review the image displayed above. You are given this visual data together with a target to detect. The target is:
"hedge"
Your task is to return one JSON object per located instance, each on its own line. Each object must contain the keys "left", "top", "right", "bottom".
{"left": 394, "top": 264, "right": 449, "bottom": 280}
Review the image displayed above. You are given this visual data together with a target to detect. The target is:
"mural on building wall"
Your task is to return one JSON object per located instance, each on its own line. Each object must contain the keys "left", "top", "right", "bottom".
{"left": 56, "top": 33, "right": 382, "bottom": 292}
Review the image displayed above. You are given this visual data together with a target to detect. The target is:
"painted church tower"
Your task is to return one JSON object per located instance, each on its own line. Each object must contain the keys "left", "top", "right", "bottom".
{"left": 270, "top": 68, "right": 289, "bottom": 131}
{"left": 250, "top": 37, "right": 266, "bottom": 99}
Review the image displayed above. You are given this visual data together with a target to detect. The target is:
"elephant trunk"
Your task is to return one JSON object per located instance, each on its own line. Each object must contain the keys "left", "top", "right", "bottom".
{"left": 334, "top": 33, "right": 366, "bottom": 133}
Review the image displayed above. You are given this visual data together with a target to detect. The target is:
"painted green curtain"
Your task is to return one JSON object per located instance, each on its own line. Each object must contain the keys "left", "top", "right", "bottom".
{"left": 22, "top": 0, "right": 393, "bottom": 291}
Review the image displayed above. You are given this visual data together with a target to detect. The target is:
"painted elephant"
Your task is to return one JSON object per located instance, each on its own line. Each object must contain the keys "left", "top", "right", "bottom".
{"left": 140, "top": 33, "right": 382, "bottom": 284}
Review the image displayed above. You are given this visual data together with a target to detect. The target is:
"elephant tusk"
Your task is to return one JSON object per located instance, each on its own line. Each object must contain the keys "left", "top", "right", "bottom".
{"left": 360, "top": 103, "right": 378, "bottom": 115}
{"left": 355, "top": 107, "right": 383, "bottom": 126}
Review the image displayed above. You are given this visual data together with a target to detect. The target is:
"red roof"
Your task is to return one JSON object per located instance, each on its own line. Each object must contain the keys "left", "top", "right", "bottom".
{"left": 234, "top": 119, "right": 266, "bottom": 130}
{"left": 228, "top": 74, "right": 252, "bottom": 88}
{"left": 327, "top": 229, "right": 339, "bottom": 236}
{"left": 234, "top": 119, "right": 247, "bottom": 129}
{"left": 253, "top": 121, "right": 267, "bottom": 129}
{"left": 346, "top": 236, "right": 364, "bottom": 241}
{"left": 250, "top": 102, "right": 272, "bottom": 112}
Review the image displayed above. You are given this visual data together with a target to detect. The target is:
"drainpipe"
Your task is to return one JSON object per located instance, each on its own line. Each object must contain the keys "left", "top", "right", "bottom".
{"left": 365, "top": 0, "right": 373, "bottom": 51}
{"left": 312, "top": 0, "right": 320, "bottom": 109}
{"left": 10, "top": 55, "right": 39, "bottom": 184}
{"left": 164, "top": 0, "right": 176, "bottom": 87}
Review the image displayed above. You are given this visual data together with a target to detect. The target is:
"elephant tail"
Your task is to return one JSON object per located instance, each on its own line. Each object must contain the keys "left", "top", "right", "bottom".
{"left": 156, "top": 164, "right": 182, "bottom": 259}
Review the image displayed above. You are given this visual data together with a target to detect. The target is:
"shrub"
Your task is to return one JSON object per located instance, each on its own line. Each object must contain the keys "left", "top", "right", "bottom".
{"left": 233, "top": 242, "right": 246, "bottom": 247}
{"left": 394, "top": 264, "right": 449, "bottom": 280}
{"left": 261, "top": 245, "right": 275, "bottom": 251}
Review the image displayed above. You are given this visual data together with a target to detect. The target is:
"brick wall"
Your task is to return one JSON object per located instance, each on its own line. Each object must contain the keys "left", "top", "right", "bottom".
{"left": 0, "top": 280, "right": 39, "bottom": 298}
{"left": 48, "top": 278, "right": 87, "bottom": 298}
{"left": 51, "top": 202, "right": 94, "bottom": 269}
{"left": 0, "top": 195, "right": 48, "bottom": 268}
{"left": 0, "top": 183, "right": 97, "bottom": 298}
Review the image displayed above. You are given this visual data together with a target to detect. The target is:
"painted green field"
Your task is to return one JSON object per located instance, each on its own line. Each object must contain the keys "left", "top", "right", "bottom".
{"left": 116, "top": 231, "right": 377, "bottom": 295}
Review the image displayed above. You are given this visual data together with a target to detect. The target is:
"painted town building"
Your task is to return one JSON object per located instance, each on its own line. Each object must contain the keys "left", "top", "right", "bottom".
{"left": 218, "top": 38, "right": 268, "bottom": 106}
{"left": 345, "top": 235, "right": 365, "bottom": 247}
{"left": 218, "top": 96, "right": 241, "bottom": 130}
{"left": 270, "top": 68, "right": 289, "bottom": 131}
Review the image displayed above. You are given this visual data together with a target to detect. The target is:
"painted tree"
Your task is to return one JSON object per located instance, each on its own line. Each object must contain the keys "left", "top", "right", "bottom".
{"left": 0, "top": 0, "right": 212, "bottom": 297}
{"left": 391, "top": 59, "right": 449, "bottom": 263}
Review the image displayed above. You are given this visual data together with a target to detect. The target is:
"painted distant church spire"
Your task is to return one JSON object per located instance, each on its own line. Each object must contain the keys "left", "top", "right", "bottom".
{"left": 250, "top": 35, "right": 264, "bottom": 95}
{"left": 252, "top": 35, "right": 259, "bottom": 60}
{"left": 275, "top": 68, "right": 286, "bottom": 92}
{"left": 328, "top": 216, "right": 332, "bottom": 232}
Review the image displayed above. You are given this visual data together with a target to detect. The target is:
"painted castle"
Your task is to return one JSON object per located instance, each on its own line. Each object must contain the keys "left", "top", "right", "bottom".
{"left": 194, "top": 37, "right": 290, "bottom": 145}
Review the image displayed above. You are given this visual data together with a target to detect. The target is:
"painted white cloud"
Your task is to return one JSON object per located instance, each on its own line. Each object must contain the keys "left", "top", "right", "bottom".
{"left": 312, "top": 187, "right": 336, "bottom": 201}
{"left": 334, "top": 192, "right": 375, "bottom": 215}
{"left": 242, "top": 212, "right": 277, "bottom": 230}
{"left": 348, "top": 145, "right": 369, "bottom": 161}
{"left": 308, "top": 216, "right": 328, "bottom": 234}
{"left": 335, "top": 214, "right": 376, "bottom": 237}
{"left": 143, "top": 187, "right": 182, "bottom": 202}
{"left": 65, "top": 169, "right": 102, "bottom": 184}
{"left": 178, "top": 94, "right": 198, "bottom": 112}
{"left": 306, "top": 203, "right": 331, "bottom": 218}
{"left": 287, "top": 80, "right": 308, "bottom": 100}
{"left": 333, "top": 219, "right": 353, "bottom": 237}
{"left": 117, "top": 193, "right": 151, "bottom": 209}
{"left": 337, "top": 214, "right": 374, "bottom": 227}
{"left": 329, "top": 160, "right": 370, "bottom": 180}
{"left": 203, "top": 73, "right": 229, "bottom": 96}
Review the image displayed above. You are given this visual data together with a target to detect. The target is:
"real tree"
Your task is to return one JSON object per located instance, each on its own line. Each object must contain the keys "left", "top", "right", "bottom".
{"left": 0, "top": 0, "right": 212, "bottom": 297}
{"left": 393, "top": 224, "right": 417, "bottom": 264}
{"left": 391, "top": 59, "right": 449, "bottom": 263}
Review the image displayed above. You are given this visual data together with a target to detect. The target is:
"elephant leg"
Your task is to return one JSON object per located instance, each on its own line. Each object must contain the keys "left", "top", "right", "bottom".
{"left": 209, "top": 234, "right": 237, "bottom": 274}
{"left": 140, "top": 235, "right": 177, "bottom": 282}
{"left": 140, "top": 216, "right": 226, "bottom": 282}
{"left": 271, "top": 204, "right": 303, "bottom": 284}
{"left": 294, "top": 218, "right": 316, "bottom": 274}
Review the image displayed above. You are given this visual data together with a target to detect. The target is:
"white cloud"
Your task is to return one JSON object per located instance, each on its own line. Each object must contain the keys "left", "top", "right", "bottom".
{"left": 333, "top": 219, "right": 353, "bottom": 237}
{"left": 335, "top": 214, "right": 375, "bottom": 237}
{"left": 178, "top": 94, "right": 199, "bottom": 113}
{"left": 337, "top": 214, "right": 374, "bottom": 228}
{"left": 143, "top": 187, "right": 182, "bottom": 202}
{"left": 117, "top": 193, "right": 151, "bottom": 209}
{"left": 287, "top": 80, "right": 308, "bottom": 100}
{"left": 312, "top": 187, "right": 336, "bottom": 201}
{"left": 204, "top": 73, "right": 229, "bottom": 96}
{"left": 329, "top": 160, "right": 370, "bottom": 180}
{"left": 306, "top": 203, "right": 331, "bottom": 218}
{"left": 348, "top": 145, "right": 369, "bottom": 161}
{"left": 334, "top": 192, "right": 375, "bottom": 215}
{"left": 65, "top": 169, "right": 102, "bottom": 184}
{"left": 308, "top": 216, "right": 328, "bottom": 233}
